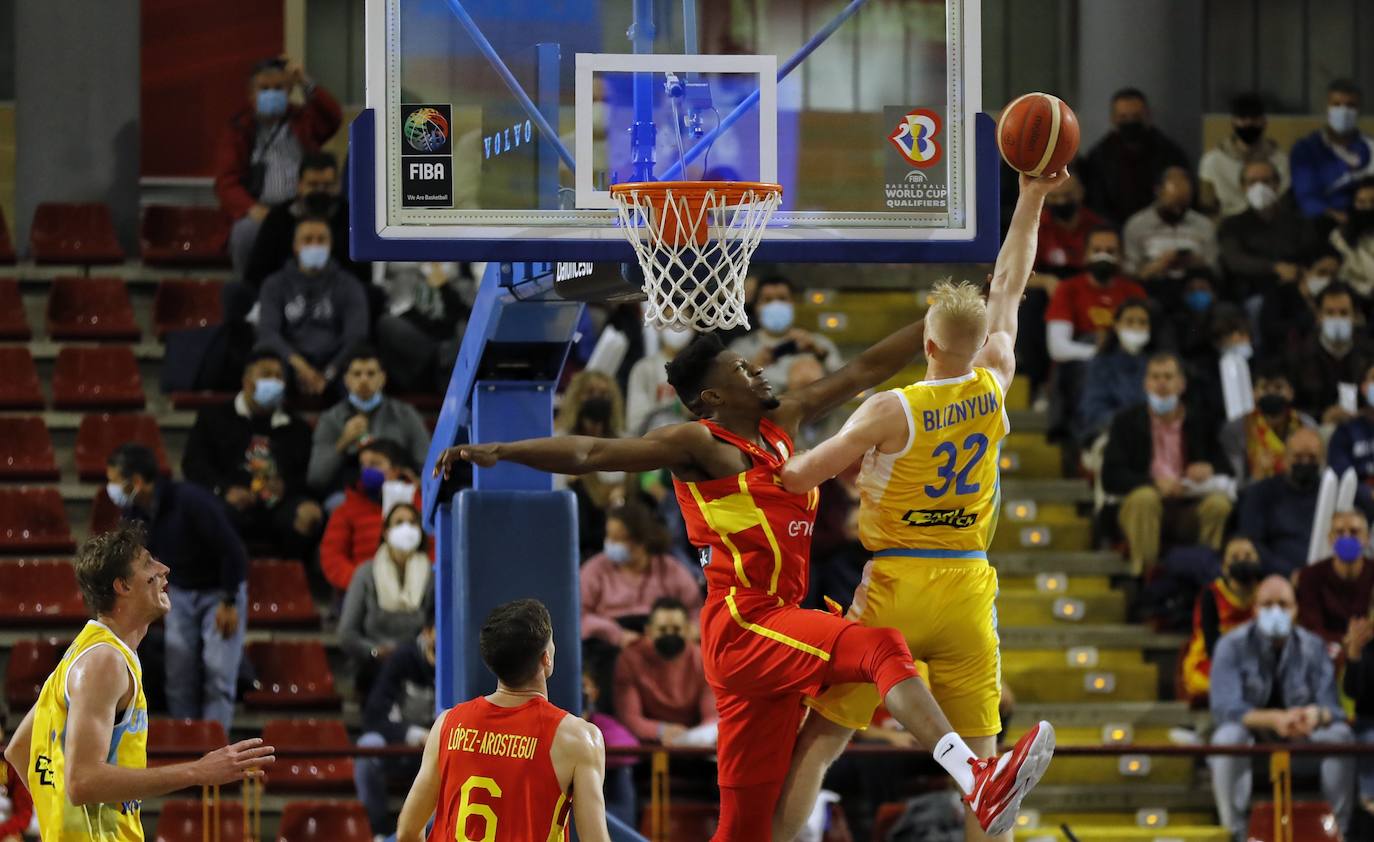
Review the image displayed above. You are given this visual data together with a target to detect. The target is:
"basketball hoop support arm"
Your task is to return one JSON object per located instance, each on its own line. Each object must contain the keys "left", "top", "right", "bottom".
{"left": 441, "top": 0, "right": 576, "bottom": 172}
{"left": 659, "top": 0, "right": 872, "bottom": 180}
{"left": 629, "top": 0, "right": 657, "bottom": 181}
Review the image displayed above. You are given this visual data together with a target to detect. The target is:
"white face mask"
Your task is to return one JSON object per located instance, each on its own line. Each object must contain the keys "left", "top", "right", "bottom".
{"left": 1323, "top": 316, "right": 1354, "bottom": 345}
{"left": 1245, "top": 182, "right": 1278, "bottom": 212}
{"left": 1306, "top": 275, "right": 1332, "bottom": 297}
{"left": 1116, "top": 327, "right": 1150, "bottom": 354}
{"left": 1329, "top": 104, "right": 1359, "bottom": 135}
{"left": 387, "top": 522, "right": 422, "bottom": 554}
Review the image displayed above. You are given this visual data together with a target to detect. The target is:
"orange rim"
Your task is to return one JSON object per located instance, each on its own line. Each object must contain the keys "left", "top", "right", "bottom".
{"left": 609, "top": 180, "right": 783, "bottom": 205}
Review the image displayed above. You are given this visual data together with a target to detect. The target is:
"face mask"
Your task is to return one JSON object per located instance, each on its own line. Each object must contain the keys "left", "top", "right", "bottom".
{"left": 1234, "top": 124, "right": 1264, "bottom": 145}
{"left": 106, "top": 481, "right": 133, "bottom": 509}
{"left": 1334, "top": 534, "right": 1364, "bottom": 563}
{"left": 1228, "top": 559, "right": 1262, "bottom": 586}
{"left": 253, "top": 377, "right": 285, "bottom": 409}
{"left": 1227, "top": 341, "right": 1253, "bottom": 360}
{"left": 759, "top": 300, "right": 795, "bottom": 334}
{"left": 653, "top": 633, "right": 687, "bottom": 660}
{"left": 1365, "top": 383, "right": 1374, "bottom": 408}
{"left": 1329, "top": 104, "right": 1359, "bottom": 135}
{"left": 256, "top": 88, "right": 288, "bottom": 118}
{"left": 298, "top": 244, "right": 330, "bottom": 272}
{"left": 659, "top": 327, "right": 692, "bottom": 352}
{"left": 348, "top": 390, "right": 384, "bottom": 412}
{"left": 1306, "top": 275, "right": 1332, "bottom": 298}
{"left": 1256, "top": 393, "right": 1289, "bottom": 417}
{"left": 1322, "top": 316, "right": 1354, "bottom": 345}
{"left": 1147, "top": 391, "right": 1178, "bottom": 415}
{"left": 1117, "top": 121, "right": 1147, "bottom": 143}
{"left": 603, "top": 540, "right": 632, "bottom": 565}
{"left": 1048, "top": 202, "right": 1078, "bottom": 222}
{"left": 1116, "top": 327, "right": 1150, "bottom": 354}
{"left": 1184, "top": 289, "right": 1214, "bottom": 313}
{"left": 360, "top": 466, "right": 386, "bottom": 495}
{"left": 1288, "top": 461, "right": 1320, "bottom": 492}
{"left": 1245, "top": 182, "right": 1278, "bottom": 212}
{"left": 1256, "top": 604, "right": 1293, "bottom": 640}
{"left": 387, "top": 522, "right": 422, "bottom": 554}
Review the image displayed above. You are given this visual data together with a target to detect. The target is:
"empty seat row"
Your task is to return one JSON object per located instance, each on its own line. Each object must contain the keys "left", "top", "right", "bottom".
{"left": 0, "top": 346, "right": 142, "bottom": 409}
{"left": 0, "top": 277, "right": 223, "bottom": 342}
{"left": 0, "top": 413, "right": 169, "bottom": 482}
{"left": 147, "top": 718, "right": 352, "bottom": 791}
{"left": 26, "top": 202, "right": 230, "bottom": 266}
{"left": 156, "top": 799, "right": 371, "bottom": 842}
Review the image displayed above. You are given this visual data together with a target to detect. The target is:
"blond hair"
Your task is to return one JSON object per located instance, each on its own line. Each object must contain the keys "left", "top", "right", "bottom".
{"left": 925, "top": 280, "right": 988, "bottom": 358}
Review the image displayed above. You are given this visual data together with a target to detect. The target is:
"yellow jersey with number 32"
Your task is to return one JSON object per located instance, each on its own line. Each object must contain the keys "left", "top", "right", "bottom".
{"left": 29, "top": 620, "right": 148, "bottom": 841}
{"left": 857, "top": 367, "right": 1009, "bottom": 556}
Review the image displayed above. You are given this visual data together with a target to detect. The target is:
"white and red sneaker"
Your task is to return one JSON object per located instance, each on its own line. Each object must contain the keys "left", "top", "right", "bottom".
{"left": 963, "top": 720, "right": 1056, "bottom": 836}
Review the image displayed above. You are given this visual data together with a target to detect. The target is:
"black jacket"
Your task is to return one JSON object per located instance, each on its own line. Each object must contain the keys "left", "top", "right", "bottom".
{"left": 1081, "top": 127, "right": 1190, "bottom": 225}
{"left": 1289, "top": 336, "right": 1374, "bottom": 420}
{"left": 242, "top": 197, "right": 367, "bottom": 291}
{"left": 1217, "top": 204, "right": 1315, "bottom": 301}
{"left": 1101, "top": 403, "right": 1230, "bottom": 496}
{"left": 361, "top": 639, "right": 437, "bottom": 743}
{"left": 182, "top": 395, "right": 314, "bottom": 499}
{"left": 124, "top": 479, "right": 247, "bottom": 597}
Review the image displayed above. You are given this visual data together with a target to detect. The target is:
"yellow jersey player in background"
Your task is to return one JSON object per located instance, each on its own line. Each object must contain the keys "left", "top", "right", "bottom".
{"left": 3, "top": 524, "right": 274, "bottom": 841}
{"left": 772, "top": 170, "right": 1066, "bottom": 842}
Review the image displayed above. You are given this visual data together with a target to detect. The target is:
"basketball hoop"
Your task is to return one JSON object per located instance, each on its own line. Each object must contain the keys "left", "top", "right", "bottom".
{"left": 610, "top": 181, "right": 783, "bottom": 332}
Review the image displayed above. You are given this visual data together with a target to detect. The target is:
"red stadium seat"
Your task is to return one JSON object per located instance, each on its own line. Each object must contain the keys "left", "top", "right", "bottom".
{"left": 89, "top": 486, "right": 122, "bottom": 537}
{"left": 154, "top": 799, "right": 245, "bottom": 842}
{"left": 261, "top": 719, "right": 354, "bottom": 791}
{"left": 1246, "top": 801, "right": 1343, "bottom": 841}
{"left": 4, "top": 638, "right": 62, "bottom": 711}
{"left": 140, "top": 205, "right": 231, "bottom": 267}
{"left": 276, "top": 801, "right": 372, "bottom": 842}
{"left": 0, "top": 347, "right": 44, "bottom": 409}
{"left": 147, "top": 719, "right": 228, "bottom": 768}
{"left": 29, "top": 202, "right": 125, "bottom": 264}
{"left": 0, "top": 417, "right": 58, "bottom": 480}
{"left": 52, "top": 346, "right": 145, "bottom": 409}
{"left": 0, "top": 205, "right": 17, "bottom": 264}
{"left": 46, "top": 276, "right": 140, "bottom": 341}
{"left": 244, "top": 641, "right": 341, "bottom": 709}
{"left": 0, "top": 560, "right": 87, "bottom": 625}
{"left": 153, "top": 279, "right": 224, "bottom": 338}
{"left": 0, "top": 488, "right": 75, "bottom": 553}
{"left": 74, "top": 413, "right": 170, "bottom": 481}
{"left": 0, "top": 278, "right": 29, "bottom": 338}
{"left": 248, "top": 559, "right": 319, "bottom": 628}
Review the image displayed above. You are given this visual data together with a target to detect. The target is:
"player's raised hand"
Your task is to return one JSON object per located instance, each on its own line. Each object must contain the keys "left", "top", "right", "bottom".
{"left": 1019, "top": 167, "right": 1069, "bottom": 197}
{"left": 195, "top": 738, "right": 276, "bottom": 786}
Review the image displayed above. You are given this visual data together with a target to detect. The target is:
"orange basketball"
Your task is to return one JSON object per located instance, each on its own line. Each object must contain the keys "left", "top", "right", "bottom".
{"left": 997, "top": 93, "right": 1080, "bottom": 177}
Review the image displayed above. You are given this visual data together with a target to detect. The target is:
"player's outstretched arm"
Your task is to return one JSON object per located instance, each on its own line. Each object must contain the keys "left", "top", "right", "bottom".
{"left": 563, "top": 718, "right": 611, "bottom": 842}
{"left": 433, "top": 423, "right": 702, "bottom": 478}
{"left": 780, "top": 391, "right": 911, "bottom": 493}
{"left": 63, "top": 647, "right": 274, "bottom": 806}
{"left": 775, "top": 319, "right": 926, "bottom": 428}
{"left": 396, "top": 716, "right": 447, "bottom": 842}
{"left": 3, "top": 703, "right": 35, "bottom": 778}
{"left": 973, "top": 170, "right": 1065, "bottom": 387}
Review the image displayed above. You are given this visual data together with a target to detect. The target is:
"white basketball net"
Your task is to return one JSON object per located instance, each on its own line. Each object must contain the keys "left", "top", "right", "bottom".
{"left": 610, "top": 183, "right": 782, "bottom": 332}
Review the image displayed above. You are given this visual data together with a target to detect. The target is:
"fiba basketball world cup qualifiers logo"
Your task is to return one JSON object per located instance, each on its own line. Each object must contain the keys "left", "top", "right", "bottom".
{"left": 888, "top": 108, "right": 942, "bottom": 168}
{"left": 404, "top": 107, "right": 450, "bottom": 153}
{"left": 882, "top": 106, "right": 948, "bottom": 212}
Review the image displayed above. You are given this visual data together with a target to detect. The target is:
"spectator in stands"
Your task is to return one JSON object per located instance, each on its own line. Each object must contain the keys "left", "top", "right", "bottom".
{"left": 1291, "top": 78, "right": 1374, "bottom": 227}
{"left": 1340, "top": 602, "right": 1374, "bottom": 811}
{"left": 556, "top": 370, "right": 625, "bottom": 437}
{"left": 1167, "top": 268, "right": 1224, "bottom": 367}
{"left": 626, "top": 327, "right": 692, "bottom": 434}
{"left": 1259, "top": 248, "right": 1342, "bottom": 355}
{"left": 375, "top": 262, "right": 471, "bottom": 394}
{"left": 1180, "top": 536, "right": 1260, "bottom": 705}
{"left": 1081, "top": 87, "right": 1190, "bottom": 225}
{"left": 355, "top": 622, "right": 436, "bottom": 838}
{"left": 580, "top": 503, "right": 702, "bottom": 649}
{"left": 1330, "top": 362, "right": 1374, "bottom": 482}
{"left": 215, "top": 55, "right": 341, "bottom": 276}
{"left": 1036, "top": 168, "right": 1104, "bottom": 277}
{"left": 242, "top": 152, "right": 364, "bottom": 290}
{"left": 1333, "top": 178, "right": 1374, "bottom": 301}
{"left": 1289, "top": 282, "right": 1374, "bottom": 424}
{"left": 1297, "top": 511, "right": 1374, "bottom": 644}
{"left": 555, "top": 372, "right": 628, "bottom": 557}
{"left": 256, "top": 215, "right": 369, "bottom": 396}
{"left": 1199, "top": 93, "right": 1290, "bottom": 219}
{"left": 308, "top": 346, "right": 431, "bottom": 500}
{"left": 1102, "top": 352, "right": 1233, "bottom": 575}
{"left": 181, "top": 349, "right": 322, "bottom": 560}
{"left": 106, "top": 443, "right": 247, "bottom": 733}
{"left": 728, "top": 275, "right": 842, "bottom": 388}
{"left": 613, "top": 597, "right": 717, "bottom": 744}
{"left": 1238, "top": 427, "right": 1327, "bottom": 578}
{"left": 320, "top": 438, "right": 419, "bottom": 592}
{"left": 1122, "top": 167, "right": 1219, "bottom": 297}
{"left": 582, "top": 658, "right": 638, "bottom": 827}
{"left": 1217, "top": 159, "right": 1314, "bottom": 306}
{"left": 0, "top": 723, "right": 33, "bottom": 842}
{"left": 1046, "top": 227, "right": 1145, "bottom": 365}
{"left": 1221, "top": 362, "right": 1316, "bottom": 487}
{"left": 1209, "top": 574, "right": 1354, "bottom": 839}
{"left": 340, "top": 502, "right": 434, "bottom": 695}
{"left": 1074, "top": 298, "right": 1152, "bottom": 445}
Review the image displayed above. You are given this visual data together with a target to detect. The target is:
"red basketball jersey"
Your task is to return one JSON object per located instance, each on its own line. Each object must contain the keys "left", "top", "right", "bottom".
{"left": 429, "top": 696, "right": 573, "bottom": 842}
{"left": 673, "top": 418, "right": 820, "bottom": 606}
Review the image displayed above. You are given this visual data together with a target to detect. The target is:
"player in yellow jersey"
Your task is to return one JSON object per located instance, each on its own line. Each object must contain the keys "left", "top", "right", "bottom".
{"left": 3, "top": 524, "right": 275, "bottom": 841}
{"left": 771, "top": 171, "right": 1066, "bottom": 841}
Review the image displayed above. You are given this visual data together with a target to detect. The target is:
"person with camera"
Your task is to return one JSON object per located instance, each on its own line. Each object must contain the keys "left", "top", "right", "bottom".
{"left": 728, "top": 275, "right": 843, "bottom": 388}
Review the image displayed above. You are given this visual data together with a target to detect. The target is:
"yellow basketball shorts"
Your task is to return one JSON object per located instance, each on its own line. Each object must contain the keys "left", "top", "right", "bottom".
{"left": 806, "top": 553, "right": 1002, "bottom": 737}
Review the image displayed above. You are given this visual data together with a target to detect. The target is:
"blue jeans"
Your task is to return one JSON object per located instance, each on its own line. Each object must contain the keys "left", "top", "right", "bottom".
{"left": 355, "top": 732, "right": 421, "bottom": 835}
{"left": 165, "top": 583, "right": 247, "bottom": 734}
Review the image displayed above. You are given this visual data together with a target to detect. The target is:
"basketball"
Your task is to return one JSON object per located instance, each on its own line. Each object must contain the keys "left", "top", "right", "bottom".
{"left": 997, "top": 93, "right": 1080, "bottom": 177}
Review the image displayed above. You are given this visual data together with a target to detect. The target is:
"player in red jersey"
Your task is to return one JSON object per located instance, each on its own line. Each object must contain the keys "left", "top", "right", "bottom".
{"left": 435, "top": 260, "right": 1057, "bottom": 839}
{"left": 397, "top": 599, "right": 609, "bottom": 842}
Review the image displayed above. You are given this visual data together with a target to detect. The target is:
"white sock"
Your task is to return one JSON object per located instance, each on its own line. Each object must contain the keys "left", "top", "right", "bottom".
{"left": 933, "top": 732, "right": 977, "bottom": 794}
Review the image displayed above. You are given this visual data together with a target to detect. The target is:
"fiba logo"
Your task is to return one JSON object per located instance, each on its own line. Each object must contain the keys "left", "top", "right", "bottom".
{"left": 888, "top": 108, "right": 943, "bottom": 168}
{"left": 404, "top": 107, "right": 450, "bottom": 153}
{"left": 905, "top": 170, "right": 927, "bottom": 184}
